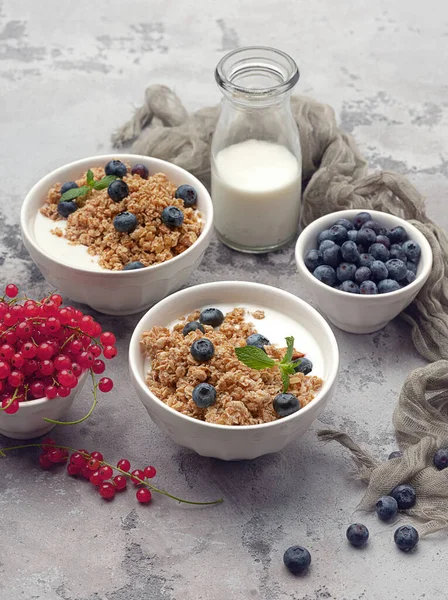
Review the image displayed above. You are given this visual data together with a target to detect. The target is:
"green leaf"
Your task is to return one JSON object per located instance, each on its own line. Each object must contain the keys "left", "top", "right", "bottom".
{"left": 235, "top": 346, "right": 276, "bottom": 370}
{"left": 280, "top": 369, "right": 290, "bottom": 392}
{"left": 60, "top": 185, "right": 91, "bottom": 202}
{"left": 86, "top": 169, "right": 94, "bottom": 186}
{"left": 93, "top": 175, "right": 118, "bottom": 190}
{"left": 282, "top": 363, "right": 296, "bottom": 376}
{"left": 281, "top": 336, "right": 295, "bottom": 364}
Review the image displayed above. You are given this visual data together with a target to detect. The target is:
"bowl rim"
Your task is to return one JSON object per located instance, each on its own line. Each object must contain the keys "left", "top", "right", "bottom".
{"left": 295, "top": 209, "right": 433, "bottom": 299}
{"left": 20, "top": 153, "right": 214, "bottom": 277}
{"left": 10, "top": 369, "right": 89, "bottom": 409}
{"left": 129, "top": 280, "right": 339, "bottom": 431}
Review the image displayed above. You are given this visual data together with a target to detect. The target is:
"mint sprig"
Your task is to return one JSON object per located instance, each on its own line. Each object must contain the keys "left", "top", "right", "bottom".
{"left": 59, "top": 170, "right": 118, "bottom": 203}
{"left": 235, "top": 336, "right": 298, "bottom": 392}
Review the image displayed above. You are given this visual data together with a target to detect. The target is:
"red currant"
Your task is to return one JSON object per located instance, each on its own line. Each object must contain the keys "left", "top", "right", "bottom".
{"left": 79, "top": 316, "right": 94, "bottom": 335}
{"left": 1, "top": 397, "right": 18, "bottom": 414}
{"left": 67, "top": 339, "right": 83, "bottom": 355}
{"left": 37, "top": 343, "right": 53, "bottom": 360}
{"left": 59, "top": 308, "right": 72, "bottom": 324}
{"left": 78, "top": 351, "right": 94, "bottom": 368}
{"left": 98, "top": 377, "right": 113, "bottom": 393}
{"left": 21, "top": 342, "right": 37, "bottom": 359}
{"left": 92, "top": 359, "right": 105, "bottom": 374}
{"left": 47, "top": 447, "right": 65, "bottom": 463}
{"left": 4, "top": 331, "right": 17, "bottom": 345}
{"left": 103, "top": 345, "right": 117, "bottom": 360}
{"left": 67, "top": 463, "right": 80, "bottom": 476}
{"left": 100, "top": 332, "right": 116, "bottom": 346}
{"left": 16, "top": 321, "right": 34, "bottom": 340}
{"left": 99, "top": 482, "right": 116, "bottom": 500}
{"left": 5, "top": 284, "right": 18, "bottom": 298}
{"left": 11, "top": 353, "right": 25, "bottom": 369}
{"left": 143, "top": 466, "right": 157, "bottom": 479}
{"left": 0, "top": 344, "right": 14, "bottom": 360}
{"left": 98, "top": 465, "right": 113, "bottom": 481}
{"left": 24, "top": 302, "right": 39, "bottom": 318}
{"left": 57, "top": 386, "right": 71, "bottom": 398}
{"left": 47, "top": 317, "right": 61, "bottom": 333}
{"left": 0, "top": 302, "right": 8, "bottom": 317}
{"left": 117, "top": 458, "right": 131, "bottom": 472}
{"left": 91, "top": 322, "right": 102, "bottom": 337}
{"left": 24, "top": 359, "right": 38, "bottom": 375}
{"left": 39, "top": 453, "right": 52, "bottom": 469}
{"left": 88, "top": 344, "right": 102, "bottom": 358}
{"left": 136, "top": 488, "right": 152, "bottom": 504}
{"left": 57, "top": 369, "right": 77, "bottom": 388}
{"left": 70, "top": 452, "right": 87, "bottom": 468}
{"left": 50, "top": 294, "right": 63, "bottom": 306}
{"left": 81, "top": 466, "right": 92, "bottom": 479}
{"left": 4, "top": 312, "right": 18, "bottom": 327}
{"left": 89, "top": 470, "right": 102, "bottom": 486}
{"left": 42, "top": 300, "right": 58, "bottom": 317}
{"left": 0, "top": 361, "right": 11, "bottom": 379}
{"left": 42, "top": 437, "right": 56, "bottom": 448}
{"left": 45, "top": 385, "right": 58, "bottom": 399}
{"left": 30, "top": 381, "right": 45, "bottom": 398}
{"left": 38, "top": 360, "right": 54, "bottom": 377}
{"left": 87, "top": 458, "right": 100, "bottom": 471}
{"left": 71, "top": 362, "right": 82, "bottom": 377}
{"left": 113, "top": 475, "right": 127, "bottom": 490}
{"left": 11, "top": 305, "right": 24, "bottom": 319}
{"left": 131, "top": 469, "right": 145, "bottom": 485}
{"left": 8, "top": 370, "right": 24, "bottom": 388}
{"left": 90, "top": 451, "right": 104, "bottom": 461}
{"left": 54, "top": 355, "right": 71, "bottom": 371}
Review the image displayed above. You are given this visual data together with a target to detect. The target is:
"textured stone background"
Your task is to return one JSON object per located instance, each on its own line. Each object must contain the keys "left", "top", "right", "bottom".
{"left": 1, "top": 1, "right": 448, "bottom": 599}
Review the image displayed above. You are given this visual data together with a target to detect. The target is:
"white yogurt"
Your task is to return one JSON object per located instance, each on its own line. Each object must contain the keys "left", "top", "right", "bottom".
{"left": 34, "top": 212, "right": 105, "bottom": 271}
{"left": 211, "top": 139, "right": 301, "bottom": 251}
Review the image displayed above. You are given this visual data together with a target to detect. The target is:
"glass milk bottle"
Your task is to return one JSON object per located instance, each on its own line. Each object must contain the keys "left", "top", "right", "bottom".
{"left": 211, "top": 46, "right": 302, "bottom": 253}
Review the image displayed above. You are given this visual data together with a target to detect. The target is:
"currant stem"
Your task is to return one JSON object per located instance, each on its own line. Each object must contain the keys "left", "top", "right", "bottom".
{"left": 0, "top": 443, "right": 223, "bottom": 505}
{"left": 43, "top": 370, "right": 98, "bottom": 426}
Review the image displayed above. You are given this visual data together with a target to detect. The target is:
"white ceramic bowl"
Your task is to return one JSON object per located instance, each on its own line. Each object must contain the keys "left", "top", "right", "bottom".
{"left": 0, "top": 371, "right": 87, "bottom": 440}
{"left": 295, "top": 209, "right": 433, "bottom": 334}
{"left": 20, "top": 154, "right": 214, "bottom": 315}
{"left": 129, "top": 281, "right": 339, "bottom": 461}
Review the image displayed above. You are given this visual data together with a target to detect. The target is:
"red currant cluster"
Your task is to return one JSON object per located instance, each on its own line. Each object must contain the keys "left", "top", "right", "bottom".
{"left": 0, "top": 284, "right": 117, "bottom": 416}
{"left": 39, "top": 438, "right": 156, "bottom": 503}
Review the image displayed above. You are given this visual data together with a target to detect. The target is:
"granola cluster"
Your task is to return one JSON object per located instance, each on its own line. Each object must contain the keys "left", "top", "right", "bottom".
{"left": 40, "top": 167, "right": 202, "bottom": 270}
{"left": 141, "top": 308, "right": 323, "bottom": 426}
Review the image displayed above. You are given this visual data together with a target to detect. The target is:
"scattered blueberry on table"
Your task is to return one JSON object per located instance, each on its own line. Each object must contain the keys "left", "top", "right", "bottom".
{"left": 433, "top": 447, "right": 448, "bottom": 470}
{"left": 305, "top": 212, "right": 421, "bottom": 294}
{"left": 394, "top": 525, "right": 419, "bottom": 552}
{"left": 376, "top": 496, "right": 398, "bottom": 521}
{"left": 346, "top": 523, "right": 369, "bottom": 547}
{"left": 283, "top": 545, "right": 312, "bottom": 575}
{"left": 390, "top": 483, "right": 417, "bottom": 509}
{"left": 388, "top": 450, "right": 403, "bottom": 460}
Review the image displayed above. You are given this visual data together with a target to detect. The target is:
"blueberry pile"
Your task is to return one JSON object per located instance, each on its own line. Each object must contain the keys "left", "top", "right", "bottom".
{"left": 304, "top": 212, "right": 421, "bottom": 294}
{"left": 57, "top": 160, "right": 198, "bottom": 271}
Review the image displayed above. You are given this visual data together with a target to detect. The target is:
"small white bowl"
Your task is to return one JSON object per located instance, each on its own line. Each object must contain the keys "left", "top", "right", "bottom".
{"left": 20, "top": 154, "right": 214, "bottom": 316}
{"left": 0, "top": 371, "right": 87, "bottom": 440}
{"left": 129, "top": 281, "right": 339, "bottom": 461}
{"left": 295, "top": 209, "right": 433, "bottom": 334}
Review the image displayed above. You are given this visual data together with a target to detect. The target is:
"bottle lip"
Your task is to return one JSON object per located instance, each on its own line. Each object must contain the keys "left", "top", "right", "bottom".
{"left": 215, "top": 46, "right": 299, "bottom": 98}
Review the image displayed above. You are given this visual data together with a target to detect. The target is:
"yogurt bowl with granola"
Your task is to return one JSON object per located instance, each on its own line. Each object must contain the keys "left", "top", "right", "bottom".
{"left": 129, "top": 281, "right": 339, "bottom": 460}
{"left": 20, "top": 154, "right": 213, "bottom": 315}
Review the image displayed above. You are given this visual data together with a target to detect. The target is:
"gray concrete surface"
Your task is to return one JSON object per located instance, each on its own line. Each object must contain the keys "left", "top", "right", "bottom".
{"left": 1, "top": 1, "right": 447, "bottom": 599}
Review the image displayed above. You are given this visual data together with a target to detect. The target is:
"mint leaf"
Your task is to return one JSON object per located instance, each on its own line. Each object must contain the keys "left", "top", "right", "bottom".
{"left": 86, "top": 169, "right": 94, "bottom": 186}
{"left": 60, "top": 185, "right": 90, "bottom": 202}
{"left": 281, "top": 336, "right": 295, "bottom": 364}
{"left": 93, "top": 175, "right": 118, "bottom": 190}
{"left": 235, "top": 346, "right": 276, "bottom": 370}
{"left": 280, "top": 369, "right": 290, "bottom": 392}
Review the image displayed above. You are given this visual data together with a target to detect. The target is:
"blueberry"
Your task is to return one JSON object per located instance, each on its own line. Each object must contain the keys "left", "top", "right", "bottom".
{"left": 360, "top": 280, "right": 378, "bottom": 295}
{"left": 354, "top": 266, "right": 371, "bottom": 284}
{"left": 131, "top": 163, "right": 149, "bottom": 179}
{"left": 57, "top": 200, "right": 78, "bottom": 218}
{"left": 376, "top": 496, "right": 398, "bottom": 521}
{"left": 313, "top": 265, "right": 337, "bottom": 286}
{"left": 199, "top": 308, "right": 224, "bottom": 328}
{"left": 394, "top": 525, "right": 419, "bottom": 552}
{"left": 385, "top": 258, "right": 407, "bottom": 281}
{"left": 390, "top": 483, "right": 416, "bottom": 509}
{"left": 358, "top": 253, "right": 374, "bottom": 268}
{"left": 273, "top": 393, "right": 301, "bottom": 417}
{"left": 328, "top": 224, "right": 348, "bottom": 244}
{"left": 341, "top": 241, "right": 360, "bottom": 263}
{"left": 304, "top": 249, "right": 323, "bottom": 271}
{"left": 369, "top": 243, "right": 390, "bottom": 262}
{"left": 319, "top": 239, "right": 336, "bottom": 251}
{"left": 113, "top": 211, "right": 138, "bottom": 234}
{"left": 175, "top": 184, "right": 198, "bottom": 208}
{"left": 336, "top": 262, "right": 356, "bottom": 282}
{"left": 321, "top": 244, "right": 341, "bottom": 268}
{"left": 108, "top": 179, "right": 129, "bottom": 202}
{"left": 283, "top": 545, "right": 311, "bottom": 575}
{"left": 60, "top": 181, "right": 78, "bottom": 195}
{"left": 378, "top": 279, "right": 401, "bottom": 293}
{"left": 388, "top": 226, "right": 408, "bottom": 244}
{"left": 182, "top": 321, "right": 205, "bottom": 336}
{"left": 105, "top": 160, "right": 127, "bottom": 178}
{"left": 357, "top": 228, "right": 377, "bottom": 248}
{"left": 433, "top": 447, "right": 448, "bottom": 470}
{"left": 353, "top": 212, "right": 371, "bottom": 230}
{"left": 404, "top": 270, "right": 416, "bottom": 285}
{"left": 317, "top": 229, "right": 331, "bottom": 244}
{"left": 161, "top": 206, "right": 184, "bottom": 227}
{"left": 388, "top": 450, "right": 403, "bottom": 460}
{"left": 292, "top": 357, "right": 313, "bottom": 375}
{"left": 389, "top": 244, "right": 407, "bottom": 262}
{"left": 190, "top": 338, "right": 215, "bottom": 362}
{"left": 339, "top": 280, "right": 360, "bottom": 293}
{"left": 371, "top": 260, "right": 388, "bottom": 282}
{"left": 376, "top": 234, "right": 391, "bottom": 249}
{"left": 192, "top": 382, "right": 217, "bottom": 408}
{"left": 360, "top": 219, "right": 382, "bottom": 235}
{"left": 334, "top": 218, "right": 354, "bottom": 231}
{"left": 246, "top": 333, "right": 270, "bottom": 351}
{"left": 122, "top": 261, "right": 145, "bottom": 270}
{"left": 347, "top": 229, "right": 358, "bottom": 242}
{"left": 407, "top": 260, "right": 417, "bottom": 274}
{"left": 402, "top": 240, "right": 421, "bottom": 261}
{"left": 346, "top": 523, "right": 369, "bottom": 547}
